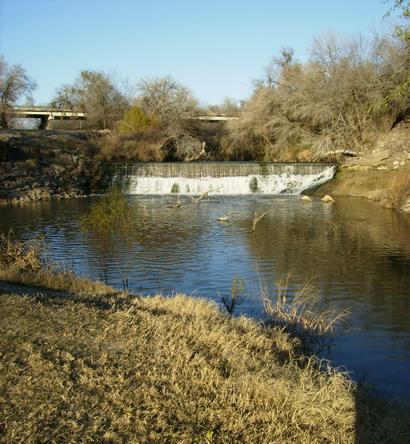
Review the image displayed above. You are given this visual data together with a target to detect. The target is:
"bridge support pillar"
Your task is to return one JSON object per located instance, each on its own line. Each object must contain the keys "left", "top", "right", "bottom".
{"left": 39, "top": 115, "right": 54, "bottom": 130}
{"left": 39, "top": 116, "right": 48, "bottom": 130}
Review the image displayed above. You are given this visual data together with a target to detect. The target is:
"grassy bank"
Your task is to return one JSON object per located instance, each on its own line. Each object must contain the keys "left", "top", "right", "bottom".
{"left": 1, "top": 239, "right": 410, "bottom": 442}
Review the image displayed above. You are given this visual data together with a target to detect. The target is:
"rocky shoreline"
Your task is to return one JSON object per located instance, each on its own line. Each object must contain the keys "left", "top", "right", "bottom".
{"left": 0, "top": 130, "right": 105, "bottom": 205}
{"left": 312, "top": 122, "right": 410, "bottom": 214}
{"left": 0, "top": 158, "right": 99, "bottom": 204}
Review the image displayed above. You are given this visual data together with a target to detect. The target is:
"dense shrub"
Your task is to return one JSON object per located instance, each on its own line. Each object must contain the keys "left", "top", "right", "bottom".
{"left": 223, "top": 34, "right": 410, "bottom": 160}
{"left": 96, "top": 128, "right": 165, "bottom": 162}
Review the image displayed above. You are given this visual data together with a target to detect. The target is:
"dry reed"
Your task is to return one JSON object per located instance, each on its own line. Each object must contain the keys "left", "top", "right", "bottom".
{"left": 261, "top": 274, "right": 349, "bottom": 352}
{"left": 389, "top": 167, "right": 410, "bottom": 210}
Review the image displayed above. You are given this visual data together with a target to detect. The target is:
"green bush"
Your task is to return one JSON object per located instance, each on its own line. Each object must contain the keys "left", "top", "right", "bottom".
{"left": 249, "top": 176, "right": 259, "bottom": 193}
{"left": 171, "top": 183, "right": 180, "bottom": 193}
{"left": 118, "top": 106, "right": 156, "bottom": 133}
{"left": 81, "top": 189, "right": 139, "bottom": 237}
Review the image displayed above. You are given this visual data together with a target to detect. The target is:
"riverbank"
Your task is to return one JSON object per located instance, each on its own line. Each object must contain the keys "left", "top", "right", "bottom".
{"left": 0, "top": 130, "right": 104, "bottom": 205}
{"left": 1, "top": 237, "right": 410, "bottom": 442}
{"left": 312, "top": 122, "right": 410, "bottom": 213}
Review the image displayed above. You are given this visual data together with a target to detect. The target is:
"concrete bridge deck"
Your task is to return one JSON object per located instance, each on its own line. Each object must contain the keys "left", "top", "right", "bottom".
{"left": 12, "top": 107, "right": 86, "bottom": 129}
{"left": 11, "top": 106, "right": 239, "bottom": 129}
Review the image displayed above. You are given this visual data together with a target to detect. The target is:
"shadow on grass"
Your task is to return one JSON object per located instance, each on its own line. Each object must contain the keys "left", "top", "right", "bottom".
{"left": 0, "top": 279, "right": 136, "bottom": 311}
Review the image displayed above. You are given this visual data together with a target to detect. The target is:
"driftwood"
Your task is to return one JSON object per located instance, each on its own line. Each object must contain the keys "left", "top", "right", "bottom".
{"left": 191, "top": 190, "right": 213, "bottom": 205}
{"left": 167, "top": 196, "right": 183, "bottom": 208}
{"left": 252, "top": 211, "right": 266, "bottom": 232}
{"left": 217, "top": 216, "right": 229, "bottom": 222}
{"left": 326, "top": 149, "right": 359, "bottom": 157}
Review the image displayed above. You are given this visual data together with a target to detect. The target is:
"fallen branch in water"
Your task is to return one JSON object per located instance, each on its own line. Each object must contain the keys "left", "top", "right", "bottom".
{"left": 191, "top": 190, "right": 213, "bottom": 205}
{"left": 167, "top": 196, "right": 183, "bottom": 208}
{"left": 252, "top": 211, "right": 266, "bottom": 232}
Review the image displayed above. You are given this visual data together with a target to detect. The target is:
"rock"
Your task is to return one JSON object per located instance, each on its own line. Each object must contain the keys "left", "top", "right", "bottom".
{"left": 299, "top": 195, "right": 312, "bottom": 202}
{"left": 393, "top": 160, "right": 399, "bottom": 166}
{"left": 345, "top": 150, "right": 390, "bottom": 168}
{"left": 377, "top": 166, "right": 388, "bottom": 170}
{"left": 321, "top": 195, "right": 335, "bottom": 203}
{"left": 401, "top": 197, "right": 410, "bottom": 214}
{"left": 345, "top": 165, "right": 371, "bottom": 172}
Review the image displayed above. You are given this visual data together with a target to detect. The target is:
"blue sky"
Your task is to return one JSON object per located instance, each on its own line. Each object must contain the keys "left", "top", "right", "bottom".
{"left": 0, "top": 0, "right": 400, "bottom": 106}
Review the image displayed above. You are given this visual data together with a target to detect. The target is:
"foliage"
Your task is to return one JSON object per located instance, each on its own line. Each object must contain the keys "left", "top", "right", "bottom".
{"left": 0, "top": 55, "right": 36, "bottom": 128}
{"left": 81, "top": 190, "right": 142, "bottom": 289}
{"left": 51, "top": 70, "right": 129, "bottom": 129}
{"left": 249, "top": 176, "right": 259, "bottom": 193}
{"left": 170, "top": 183, "right": 180, "bottom": 193}
{"left": 81, "top": 189, "right": 139, "bottom": 237}
{"left": 117, "top": 106, "right": 155, "bottom": 133}
{"left": 220, "top": 276, "right": 245, "bottom": 314}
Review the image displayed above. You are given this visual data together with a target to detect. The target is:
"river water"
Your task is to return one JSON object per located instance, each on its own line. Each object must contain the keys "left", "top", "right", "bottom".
{"left": 1, "top": 195, "right": 410, "bottom": 398}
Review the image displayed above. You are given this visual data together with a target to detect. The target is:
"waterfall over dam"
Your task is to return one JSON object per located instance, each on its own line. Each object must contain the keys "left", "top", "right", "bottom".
{"left": 113, "top": 162, "right": 336, "bottom": 195}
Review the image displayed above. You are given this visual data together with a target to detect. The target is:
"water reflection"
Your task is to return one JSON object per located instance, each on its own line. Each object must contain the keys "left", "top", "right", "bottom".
{"left": 1, "top": 195, "right": 410, "bottom": 397}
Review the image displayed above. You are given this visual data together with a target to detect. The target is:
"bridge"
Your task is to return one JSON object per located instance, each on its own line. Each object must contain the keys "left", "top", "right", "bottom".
{"left": 12, "top": 107, "right": 86, "bottom": 129}
{"left": 11, "top": 106, "right": 239, "bottom": 129}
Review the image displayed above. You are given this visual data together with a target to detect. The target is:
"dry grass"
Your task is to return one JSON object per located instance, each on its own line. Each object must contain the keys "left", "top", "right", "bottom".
{"left": 0, "top": 233, "right": 115, "bottom": 297}
{"left": 262, "top": 275, "right": 349, "bottom": 352}
{"left": 96, "top": 130, "right": 165, "bottom": 162}
{"left": 0, "top": 233, "right": 43, "bottom": 273}
{"left": 0, "top": 289, "right": 356, "bottom": 443}
{"left": 1, "top": 239, "right": 410, "bottom": 442}
{"left": 389, "top": 166, "right": 410, "bottom": 210}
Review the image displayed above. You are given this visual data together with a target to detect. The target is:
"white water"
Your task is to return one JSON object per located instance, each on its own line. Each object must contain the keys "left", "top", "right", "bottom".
{"left": 120, "top": 165, "right": 336, "bottom": 195}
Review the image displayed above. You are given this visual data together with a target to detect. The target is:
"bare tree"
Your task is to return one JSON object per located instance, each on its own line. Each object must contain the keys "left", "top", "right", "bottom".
{"left": 0, "top": 55, "right": 36, "bottom": 128}
{"left": 224, "top": 33, "right": 409, "bottom": 160}
{"left": 260, "top": 47, "right": 297, "bottom": 88}
{"left": 205, "top": 98, "right": 241, "bottom": 116}
{"left": 51, "top": 70, "right": 129, "bottom": 129}
{"left": 136, "top": 76, "right": 198, "bottom": 132}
